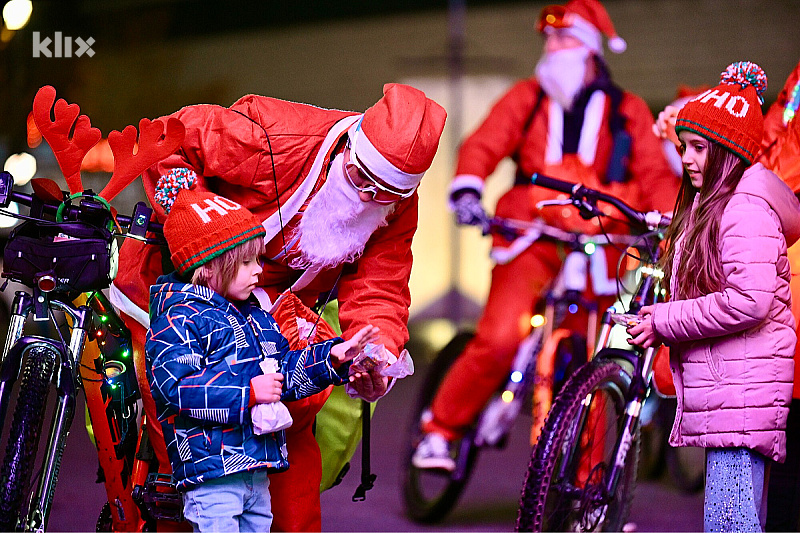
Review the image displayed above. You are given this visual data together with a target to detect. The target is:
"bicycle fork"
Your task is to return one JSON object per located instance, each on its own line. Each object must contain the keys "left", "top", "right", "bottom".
{"left": 0, "top": 290, "right": 91, "bottom": 531}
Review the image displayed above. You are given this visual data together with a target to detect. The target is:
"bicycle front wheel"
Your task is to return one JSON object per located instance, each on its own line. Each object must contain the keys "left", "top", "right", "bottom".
{"left": 0, "top": 344, "right": 56, "bottom": 530}
{"left": 517, "top": 358, "right": 638, "bottom": 532}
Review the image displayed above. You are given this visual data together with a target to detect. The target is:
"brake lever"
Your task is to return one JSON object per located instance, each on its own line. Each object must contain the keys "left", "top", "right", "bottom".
{"left": 535, "top": 198, "right": 572, "bottom": 209}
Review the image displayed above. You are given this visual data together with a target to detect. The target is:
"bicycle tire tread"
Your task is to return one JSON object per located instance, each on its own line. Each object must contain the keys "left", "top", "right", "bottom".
{"left": 0, "top": 344, "right": 56, "bottom": 530}
{"left": 517, "top": 358, "right": 638, "bottom": 532}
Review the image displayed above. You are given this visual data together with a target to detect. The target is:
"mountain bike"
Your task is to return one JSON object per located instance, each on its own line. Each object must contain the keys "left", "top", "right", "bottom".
{"left": 515, "top": 173, "right": 671, "bottom": 532}
{"left": 402, "top": 215, "right": 641, "bottom": 523}
{"left": 0, "top": 85, "right": 185, "bottom": 532}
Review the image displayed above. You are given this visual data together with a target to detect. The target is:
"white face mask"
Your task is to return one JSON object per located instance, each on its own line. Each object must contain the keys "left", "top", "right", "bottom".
{"left": 535, "top": 46, "right": 591, "bottom": 111}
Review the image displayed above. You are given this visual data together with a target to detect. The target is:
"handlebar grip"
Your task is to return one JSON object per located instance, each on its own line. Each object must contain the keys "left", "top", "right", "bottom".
{"left": 530, "top": 173, "right": 577, "bottom": 194}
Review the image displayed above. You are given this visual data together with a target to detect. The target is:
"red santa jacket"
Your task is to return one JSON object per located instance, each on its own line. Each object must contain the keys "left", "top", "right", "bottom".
{"left": 113, "top": 94, "right": 417, "bottom": 356}
{"left": 453, "top": 77, "right": 678, "bottom": 224}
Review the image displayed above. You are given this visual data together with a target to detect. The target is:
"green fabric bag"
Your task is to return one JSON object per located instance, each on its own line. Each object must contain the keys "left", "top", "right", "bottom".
{"left": 315, "top": 300, "right": 376, "bottom": 492}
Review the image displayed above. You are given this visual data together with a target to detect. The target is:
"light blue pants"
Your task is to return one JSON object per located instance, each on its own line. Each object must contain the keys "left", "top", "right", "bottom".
{"left": 182, "top": 470, "right": 273, "bottom": 532}
{"left": 705, "top": 448, "right": 769, "bottom": 533}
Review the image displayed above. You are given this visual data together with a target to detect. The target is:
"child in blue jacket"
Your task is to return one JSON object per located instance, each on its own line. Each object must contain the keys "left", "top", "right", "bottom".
{"left": 145, "top": 172, "right": 377, "bottom": 532}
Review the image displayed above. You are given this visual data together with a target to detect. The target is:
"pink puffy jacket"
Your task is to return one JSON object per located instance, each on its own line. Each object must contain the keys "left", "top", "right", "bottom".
{"left": 652, "top": 163, "right": 800, "bottom": 462}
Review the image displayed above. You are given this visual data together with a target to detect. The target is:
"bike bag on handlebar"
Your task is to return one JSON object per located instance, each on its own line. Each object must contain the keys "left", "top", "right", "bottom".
{"left": 3, "top": 219, "right": 116, "bottom": 293}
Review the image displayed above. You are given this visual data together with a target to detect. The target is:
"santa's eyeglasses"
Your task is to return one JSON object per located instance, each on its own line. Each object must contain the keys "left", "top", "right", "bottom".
{"left": 536, "top": 4, "right": 572, "bottom": 32}
{"left": 343, "top": 141, "right": 416, "bottom": 204}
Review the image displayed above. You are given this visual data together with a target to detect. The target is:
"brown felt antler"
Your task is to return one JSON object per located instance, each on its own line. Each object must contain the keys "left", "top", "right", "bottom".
{"left": 32, "top": 85, "right": 102, "bottom": 195}
{"left": 99, "top": 117, "right": 185, "bottom": 202}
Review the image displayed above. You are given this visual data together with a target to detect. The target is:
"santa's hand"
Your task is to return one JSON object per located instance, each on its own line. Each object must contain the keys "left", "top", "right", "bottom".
{"left": 250, "top": 373, "right": 284, "bottom": 405}
{"left": 452, "top": 190, "right": 490, "bottom": 231}
{"left": 331, "top": 325, "right": 380, "bottom": 367}
{"left": 653, "top": 105, "right": 681, "bottom": 147}
{"left": 349, "top": 369, "right": 389, "bottom": 402}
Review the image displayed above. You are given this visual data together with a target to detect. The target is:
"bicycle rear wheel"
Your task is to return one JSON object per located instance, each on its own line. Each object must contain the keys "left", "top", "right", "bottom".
{"left": 517, "top": 358, "right": 639, "bottom": 532}
{"left": 402, "top": 331, "right": 480, "bottom": 523}
{"left": 0, "top": 344, "right": 56, "bottom": 530}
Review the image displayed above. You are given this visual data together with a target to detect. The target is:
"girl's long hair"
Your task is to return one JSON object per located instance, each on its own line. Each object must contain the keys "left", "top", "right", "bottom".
{"left": 661, "top": 140, "right": 747, "bottom": 299}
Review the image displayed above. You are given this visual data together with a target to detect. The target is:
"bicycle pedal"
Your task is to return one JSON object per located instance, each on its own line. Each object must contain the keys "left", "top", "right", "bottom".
{"left": 134, "top": 473, "right": 184, "bottom": 522}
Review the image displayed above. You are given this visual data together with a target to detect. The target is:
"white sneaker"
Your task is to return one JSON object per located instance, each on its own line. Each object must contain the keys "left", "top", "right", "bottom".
{"left": 411, "top": 432, "right": 456, "bottom": 472}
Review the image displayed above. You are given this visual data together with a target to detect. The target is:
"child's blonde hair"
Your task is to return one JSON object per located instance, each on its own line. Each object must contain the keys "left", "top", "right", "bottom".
{"left": 191, "top": 237, "right": 264, "bottom": 297}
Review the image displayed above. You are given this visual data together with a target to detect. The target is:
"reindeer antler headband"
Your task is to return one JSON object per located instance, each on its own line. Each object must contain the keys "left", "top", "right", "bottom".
{"left": 31, "top": 85, "right": 185, "bottom": 202}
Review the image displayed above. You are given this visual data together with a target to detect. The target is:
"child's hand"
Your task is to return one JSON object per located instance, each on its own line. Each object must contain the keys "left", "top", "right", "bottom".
{"left": 331, "top": 325, "right": 380, "bottom": 366}
{"left": 626, "top": 306, "right": 660, "bottom": 348}
{"left": 250, "top": 373, "right": 284, "bottom": 405}
{"left": 330, "top": 325, "right": 380, "bottom": 367}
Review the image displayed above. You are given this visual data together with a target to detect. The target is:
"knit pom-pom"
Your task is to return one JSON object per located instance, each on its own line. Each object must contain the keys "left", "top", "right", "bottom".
{"left": 154, "top": 167, "right": 197, "bottom": 214}
{"left": 720, "top": 61, "right": 768, "bottom": 103}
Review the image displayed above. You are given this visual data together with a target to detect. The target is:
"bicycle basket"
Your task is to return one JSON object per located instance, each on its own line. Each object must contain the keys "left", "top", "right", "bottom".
{"left": 3, "top": 219, "right": 117, "bottom": 293}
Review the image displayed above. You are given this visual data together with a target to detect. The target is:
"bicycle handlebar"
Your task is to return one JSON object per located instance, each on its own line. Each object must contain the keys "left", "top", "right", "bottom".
{"left": 0, "top": 171, "right": 164, "bottom": 239}
{"left": 530, "top": 173, "right": 671, "bottom": 231}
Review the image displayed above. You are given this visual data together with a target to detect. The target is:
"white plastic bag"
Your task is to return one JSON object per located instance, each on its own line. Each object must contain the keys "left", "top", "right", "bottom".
{"left": 251, "top": 358, "right": 294, "bottom": 434}
{"left": 344, "top": 343, "right": 415, "bottom": 398}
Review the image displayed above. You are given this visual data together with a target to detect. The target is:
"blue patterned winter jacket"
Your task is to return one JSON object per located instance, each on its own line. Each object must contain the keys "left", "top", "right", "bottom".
{"left": 146, "top": 274, "right": 348, "bottom": 491}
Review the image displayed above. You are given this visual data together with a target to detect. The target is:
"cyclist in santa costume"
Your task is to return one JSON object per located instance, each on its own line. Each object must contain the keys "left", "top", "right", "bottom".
{"left": 413, "top": 0, "right": 678, "bottom": 470}
{"left": 112, "top": 83, "right": 446, "bottom": 531}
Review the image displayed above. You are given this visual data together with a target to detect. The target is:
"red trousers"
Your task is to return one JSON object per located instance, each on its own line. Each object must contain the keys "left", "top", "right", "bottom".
{"left": 126, "top": 316, "right": 328, "bottom": 532}
{"left": 427, "top": 239, "right": 620, "bottom": 441}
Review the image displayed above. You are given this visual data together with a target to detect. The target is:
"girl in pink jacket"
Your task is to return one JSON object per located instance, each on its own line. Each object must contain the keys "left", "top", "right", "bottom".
{"left": 629, "top": 62, "right": 800, "bottom": 532}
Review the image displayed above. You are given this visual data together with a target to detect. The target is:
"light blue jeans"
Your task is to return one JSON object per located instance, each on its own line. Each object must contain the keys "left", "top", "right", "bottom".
{"left": 705, "top": 447, "right": 770, "bottom": 533}
{"left": 182, "top": 470, "right": 273, "bottom": 532}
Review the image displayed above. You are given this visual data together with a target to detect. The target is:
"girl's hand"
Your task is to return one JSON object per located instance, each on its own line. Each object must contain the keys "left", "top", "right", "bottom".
{"left": 250, "top": 373, "right": 284, "bottom": 405}
{"left": 331, "top": 325, "right": 380, "bottom": 367}
{"left": 627, "top": 305, "right": 660, "bottom": 349}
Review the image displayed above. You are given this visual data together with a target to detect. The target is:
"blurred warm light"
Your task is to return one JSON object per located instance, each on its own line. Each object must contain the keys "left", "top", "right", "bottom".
{"left": 3, "top": 0, "right": 32, "bottom": 31}
{"left": 4, "top": 152, "right": 36, "bottom": 186}
{"left": 0, "top": 201, "right": 19, "bottom": 229}
{"left": 414, "top": 318, "right": 457, "bottom": 354}
{"left": 530, "top": 314, "right": 546, "bottom": 328}
{"left": 1, "top": 26, "right": 13, "bottom": 43}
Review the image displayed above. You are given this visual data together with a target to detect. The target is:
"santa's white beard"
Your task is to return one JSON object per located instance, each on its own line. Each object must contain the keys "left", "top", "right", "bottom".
{"left": 535, "top": 47, "right": 590, "bottom": 111}
{"left": 291, "top": 152, "right": 395, "bottom": 269}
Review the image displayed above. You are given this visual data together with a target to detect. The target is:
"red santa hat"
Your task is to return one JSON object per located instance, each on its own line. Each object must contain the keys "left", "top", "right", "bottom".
{"left": 350, "top": 83, "right": 447, "bottom": 191}
{"left": 537, "top": 0, "right": 626, "bottom": 55}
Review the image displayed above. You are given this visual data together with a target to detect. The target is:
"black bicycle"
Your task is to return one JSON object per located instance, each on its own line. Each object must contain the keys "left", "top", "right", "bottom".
{"left": 403, "top": 215, "right": 640, "bottom": 523}
{"left": 515, "top": 173, "right": 671, "bottom": 532}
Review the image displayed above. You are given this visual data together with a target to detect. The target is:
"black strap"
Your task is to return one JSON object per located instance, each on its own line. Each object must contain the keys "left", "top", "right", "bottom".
{"left": 352, "top": 399, "right": 376, "bottom": 501}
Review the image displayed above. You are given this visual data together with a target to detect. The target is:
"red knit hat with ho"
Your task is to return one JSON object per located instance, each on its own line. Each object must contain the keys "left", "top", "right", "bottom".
{"left": 154, "top": 168, "right": 266, "bottom": 275}
{"left": 676, "top": 61, "right": 768, "bottom": 164}
{"left": 350, "top": 83, "right": 447, "bottom": 191}
{"left": 537, "top": 0, "right": 626, "bottom": 55}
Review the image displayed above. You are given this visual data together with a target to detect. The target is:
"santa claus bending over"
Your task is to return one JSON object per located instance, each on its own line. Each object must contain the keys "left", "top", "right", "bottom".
{"left": 111, "top": 82, "right": 446, "bottom": 531}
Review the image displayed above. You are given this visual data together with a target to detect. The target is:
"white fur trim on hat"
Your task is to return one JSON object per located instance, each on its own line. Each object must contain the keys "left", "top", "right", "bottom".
{"left": 562, "top": 14, "right": 602, "bottom": 54}
{"left": 350, "top": 119, "right": 424, "bottom": 191}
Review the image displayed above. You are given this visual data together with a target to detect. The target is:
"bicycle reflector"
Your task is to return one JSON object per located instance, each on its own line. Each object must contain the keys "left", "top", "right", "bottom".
{"left": 36, "top": 272, "right": 57, "bottom": 292}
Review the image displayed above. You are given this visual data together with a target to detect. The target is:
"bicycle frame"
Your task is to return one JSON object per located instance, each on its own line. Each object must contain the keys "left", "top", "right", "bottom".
{"left": 515, "top": 172, "right": 672, "bottom": 532}
{"left": 592, "top": 245, "right": 665, "bottom": 502}
{"left": 475, "top": 218, "right": 641, "bottom": 449}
